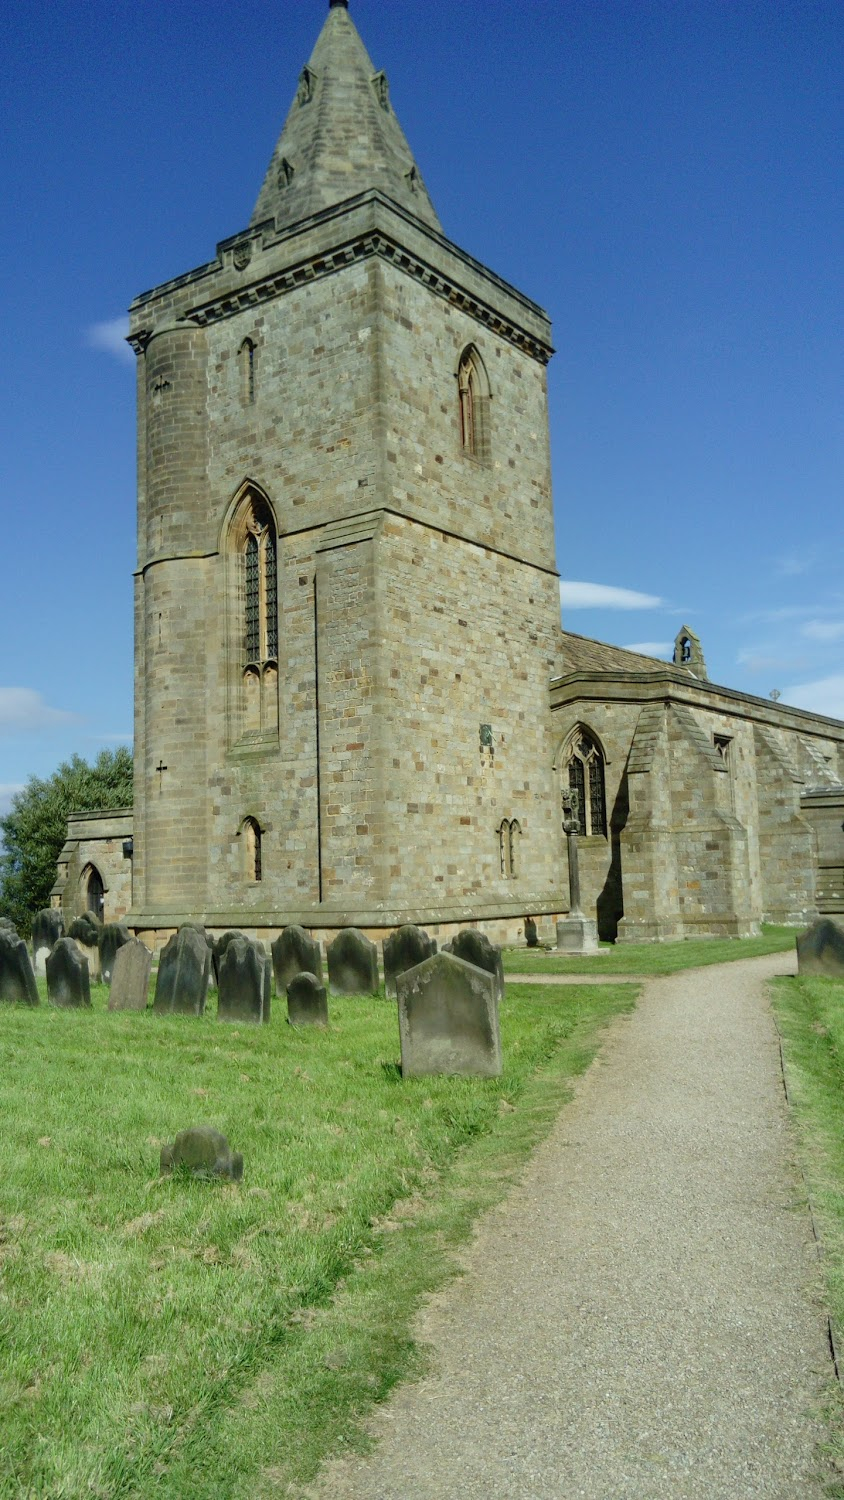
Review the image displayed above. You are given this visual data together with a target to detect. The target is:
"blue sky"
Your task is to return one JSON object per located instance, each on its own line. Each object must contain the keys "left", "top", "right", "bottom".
{"left": 1, "top": 0, "right": 841, "bottom": 820}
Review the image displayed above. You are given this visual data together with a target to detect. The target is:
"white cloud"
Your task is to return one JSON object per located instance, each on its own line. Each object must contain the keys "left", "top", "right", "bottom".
{"left": 783, "top": 675, "right": 844, "bottom": 720}
{"left": 85, "top": 316, "right": 134, "bottom": 365}
{"left": 560, "top": 581, "right": 664, "bottom": 610}
{"left": 801, "top": 620, "right": 844, "bottom": 643}
{"left": 0, "top": 783, "right": 24, "bottom": 820}
{"left": 0, "top": 688, "right": 77, "bottom": 734}
{"left": 624, "top": 641, "right": 673, "bottom": 658}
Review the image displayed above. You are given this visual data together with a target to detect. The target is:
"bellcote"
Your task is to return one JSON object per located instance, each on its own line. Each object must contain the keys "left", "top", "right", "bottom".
{"left": 251, "top": 2, "right": 442, "bottom": 234}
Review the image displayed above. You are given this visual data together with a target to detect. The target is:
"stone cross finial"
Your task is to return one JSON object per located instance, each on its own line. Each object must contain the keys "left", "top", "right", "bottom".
{"left": 330, "top": 0, "right": 349, "bottom": 8}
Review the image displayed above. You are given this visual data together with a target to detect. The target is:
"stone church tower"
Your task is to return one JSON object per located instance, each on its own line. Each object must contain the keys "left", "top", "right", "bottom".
{"left": 126, "top": 0, "right": 567, "bottom": 943}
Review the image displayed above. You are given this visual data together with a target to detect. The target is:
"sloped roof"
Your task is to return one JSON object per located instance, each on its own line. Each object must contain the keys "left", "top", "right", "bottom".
{"left": 251, "top": 2, "right": 441, "bottom": 234}
{"left": 560, "top": 631, "right": 692, "bottom": 678}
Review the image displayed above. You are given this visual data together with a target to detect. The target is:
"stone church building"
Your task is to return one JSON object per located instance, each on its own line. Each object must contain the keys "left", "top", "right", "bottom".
{"left": 55, "top": 0, "right": 844, "bottom": 946}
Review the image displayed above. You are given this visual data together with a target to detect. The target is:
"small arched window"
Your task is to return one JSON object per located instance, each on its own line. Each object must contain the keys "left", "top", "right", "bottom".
{"left": 243, "top": 818, "right": 263, "bottom": 882}
{"left": 239, "top": 338, "right": 256, "bottom": 405}
{"left": 84, "top": 865, "right": 105, "bottom": 922}
{"left": 565, "top": 729, "right": 607, "bottom": 838}
{"left": 498, "top": 818, "right": 522, "bottom": 879}
{"left": 458, "top": 347, "right": 491, "bottom": 463}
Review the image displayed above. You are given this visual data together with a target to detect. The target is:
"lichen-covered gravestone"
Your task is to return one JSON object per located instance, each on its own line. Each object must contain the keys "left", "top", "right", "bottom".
{"left": 211, "top": 930, "right": 243, "bottom": 987}
{"left": 46, "top": 938, "right": 91, "bottom": 1008}
{"left": 383, "top": 924, "right": 437, "bottom": 997}
{"left": 217, "top": 937, "right": 271, "bottom": 1024}
{"left": 287, "top": 971, "right": 329, "bottom": 1028}
{"left": 272, "top": 925, "right": 323, "bottom": 993}
{"left": 447, "top": 929, "right": 505, "bottom": 1002}
{"left": 98, "top": 923, "right": 132, "bottom": 985}
{"left": 797, "top": 918, "right": 844, "bottom": 977}
{"left": 160, "top": 1127, "right": 243, "bottom": 1181}
{"left": 69, "top": 913, "right": 102, "bottom": 981}
{"left": 32, "top": 908, "right": 64, "bottom": 976}
{"left": 397, "top": 951, "right": 502, "bottom": 1078}
{"left": 327, "top": 928, "right": 379, "bottom": 996}
{"left": 0, "top": 930, "right": 39, "bottom": 1006}
{"left": 108, "top": 938, "right": 153, "bottom": 1012}
{"left": 153, "top": 928, "right": 212, "bottom": 1017}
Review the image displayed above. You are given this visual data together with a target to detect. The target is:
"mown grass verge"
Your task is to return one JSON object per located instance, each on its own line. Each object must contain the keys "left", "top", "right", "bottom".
{"left": 503, "top": 924, "right": 797, "bottom": 976}
{"left": 773, "top": 972, "right": 844, "bottom": 1495}
{"left": 0, "top": 978, "right": 636, "bottom": 1498}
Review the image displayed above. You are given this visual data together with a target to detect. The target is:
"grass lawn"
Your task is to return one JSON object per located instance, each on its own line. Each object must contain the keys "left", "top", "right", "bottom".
{"left": 503, "top": 924, "right": 798, "bottom": 976}
{"left": 0, "top": 976, "right": 636, "bottom": 1499}
{"left": 772, "top": 971, "right": 844, "bottom": 1494}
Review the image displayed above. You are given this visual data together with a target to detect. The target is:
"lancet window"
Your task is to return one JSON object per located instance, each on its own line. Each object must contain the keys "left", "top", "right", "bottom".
{"left": 458, "top": 346, "right": 491, "bottom": 463}
{"left": 243, "top": 818, "right": 263, "bottom": 882}
{"left": 239, "top": 338, "right": 256, "bottom": 405}
{"left": 565, "top": 730, "right": 607, "bottom": 838}
{"left": 498, "top": 818, "right": 522, "bottom": 879}
{"left": 228, "top": 486, "right": 280, "bottom": 741}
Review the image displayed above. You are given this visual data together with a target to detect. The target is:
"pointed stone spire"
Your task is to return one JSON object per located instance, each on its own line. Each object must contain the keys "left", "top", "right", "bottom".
{"left": 251, "top": 3, "right": 441, "bottom": 233}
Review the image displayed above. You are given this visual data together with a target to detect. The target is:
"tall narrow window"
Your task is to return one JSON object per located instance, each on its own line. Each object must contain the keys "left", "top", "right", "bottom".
{"left": 85, "top": 865, "right": 105, "bottom": 921}
{"left": 239, "top": 338, "right": 256, "bottom": 405}
{"left": 457, "top": 347, "right": 491, "bottom": 462}
{"left": 498, "top": 819, "right": 521, "bottom": 879}
{"left": 243, "top": 519, "right": 277, "bottom": 670}
{"left": 565, "top": 729, "right": 607, "bottom": 837}
{"left": 228, "top": 485, "right": 280, "bottom": 743}
{"left": 243, "top": 818, "right": 262, "bottom": 882}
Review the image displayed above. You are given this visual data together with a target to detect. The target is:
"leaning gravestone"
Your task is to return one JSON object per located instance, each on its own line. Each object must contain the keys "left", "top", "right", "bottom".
{"left": 98, "top": 923, "right": 132, "bottom": 985}
{"left": 153, "top": 928, "right": 211, "bottom": 1017}
{"left": 69, "top": 913, "right": 102, "bottom": 980}
{"left": 160, "top": 1127, "right": 243, "bottom": 1181}
{"left": 272, "top": 925, "right": 323, "bottom": 993}
{"left": 797, "top": 918, "right": 844, "bottom": 978}
{"left": 108, "top": 938, "right": 153, "bottom": 1012}
{"left": 0, "top": 930, "right": 39, "bottom": 1006}
{"left": 287, "top": 971, "right": 329, "bottom": 1028}
{"left": 383, "top": 925, "right": 437, "bottom": 998}
{"left": 32, "top": 909, "right": 64, "bottom": 976}
{"left": 447, "top": 929, "right": 505, "bottom": 1002}
{"left": 46, "top": 938, "right": 91, "bottom": 1008}
{"left": 217, "top": 936, "right": 270, "bottom": 1024}
{"left": 397, "top": 951, "right": 502, "bottom": 1078}
{"left": 327, "top": 928, "right": 379, "bottom": 996}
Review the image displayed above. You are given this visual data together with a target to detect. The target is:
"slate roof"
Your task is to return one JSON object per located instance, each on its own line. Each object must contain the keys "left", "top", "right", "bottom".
{"left": 251, "top": 2, "right": 441, "bottom": 234}
{"left": 559, "top": 631, "right": 692, "bottom": 678}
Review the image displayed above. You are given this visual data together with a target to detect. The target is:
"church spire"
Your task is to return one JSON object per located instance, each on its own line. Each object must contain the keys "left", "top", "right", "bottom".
{"left": 250, "top": 4, "right": 441, "bottom": 233}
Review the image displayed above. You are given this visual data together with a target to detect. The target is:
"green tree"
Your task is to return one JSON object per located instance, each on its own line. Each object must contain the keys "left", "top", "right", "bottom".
{"left": 0, "top": 748, "right": 133, "bottom": 934}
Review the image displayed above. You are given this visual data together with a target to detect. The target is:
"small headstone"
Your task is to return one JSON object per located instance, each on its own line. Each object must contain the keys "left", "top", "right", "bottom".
{"left": 46, "top": 938, "right": 91, "bottom": 1008}
{"left": 383, "top": 925, "right": 437, "bottom": 998}
{"left": 0, "top": 930, "right": 39, "bottom": 1006}
{"left": 448, "top": 929, "right": 505, "bottom": 1002}
{"left": 524, "top": 916, "right": 538, "bottom": 948}
{"left": 98, "top": 923, "right": 132, "bottom": 985}
{"left": 68, "top": 913, "right": 102, "bottom": 980}
{"left": 211, "top": 930, "right": 243, "bottom": 987}
{"left": 108, "top": 938, "right": 153, "bottom": 1012}
{"left": 32, "top": 908, "right": 64, "bottom": 975}
{"left": 327, "top": 928, "right": 379, "bottom": 996}
{"left": 287, "top": 971, "right": 329, "bottom": 1028}
{"left": 217, "top": 936, "right": 269, "bottom": 1024}
{"left": 272, "top": 925, "right": 323, "bottom": 993}
{"left": 160, "top": 1126, "right": 243, "bottom": 1181}
{"left": 0, "top": 917, "right": 17, "bottom": 934}
{"left": 397, "top": 951, "right": 502, "bottom": 1078}
{"left": 153, "top": 928, "right": 211, "bottom": 1017}
{"left": 797, "top": 919, "right": 844, "bottom": 978}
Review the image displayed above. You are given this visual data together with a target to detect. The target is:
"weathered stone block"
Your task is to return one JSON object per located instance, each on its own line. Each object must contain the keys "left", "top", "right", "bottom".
{"left": 797, "top": 918, "right": 844, "bottom": 977}
{"left": 153, "top": 928, "right": 211, "bottom": 1017}
{"left": 287, "top": 971, "right": 329, "bottom": 1028}
{"left": 397, "top": 951, "right": 502, "bottom": 1078}
{"left": 108, "top": 939, "right": 153, "bottom": 1012}
{"left": 46, "top": 938, "right": 91, "bottom": 1008}
{"left": 556, "top": 914, "right": 600, "bottom": 954}
{"left": 327, "top": 928, "right": 379, "bottom": 996}
{"left": 383, "top": 924, "right": 437, "bottom": 998}
{"left": 272, "top": 925, "right": 323, "bottom": 993}
{"left": 160, "top": 1126, "right": 243, "bottom": 1180}
{"left": 0, "top": 931, "right": 39, "bottom": 1006}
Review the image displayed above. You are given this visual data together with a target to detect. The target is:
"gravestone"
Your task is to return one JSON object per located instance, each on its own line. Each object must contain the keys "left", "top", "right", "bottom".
{"left": 32, "top": 909, "right": 64, "bottom": 975}
{"left": 46, "top": 938, "right": 91, "bottom": 1008}
{"left": 153, "top": 928, "right": 211, "bottom": 1017}
{"left": 99, "top": 923, "right": 132, "bottom": 985}
{"left": 211, "top": 930, "right": 243, "bottom": 987}
{"left": 68, "top": 913, "right": 102, "bottom": 980}
{"left": 524, "top": 916, "right": 539, "bottom": 948}
{"left": 397, "top": 951, "right": 502, "bottom": 1078}
{"left": 0, "top": 930, "right": 39, "bottom": 1006}
{"left": 160, "top": 1126, "right": 243, "bottom": 1181}
{"left": 383, "top": 925, "right": 437, "bottom": 998}
{"left": 797, "top": 918, "right": 844, "bottom": 978}
{"left": 108, "top": 938, "right": 153, "bottom": 1012}
{"left": 327, "top": 928, "right": 379, "bottom": 996}
{"left": 272, "top": 925, "right": 323, "bottom": 993}
{"left": 217, "top": 936, "right": 270, "bottom": 1024}
{"left": 447, "top": 929, "right": 505, "bottom": 1002}
{"left": 0, "top": 917, "right": 17, "bottom": 934}
{"left": 287, "top": 971, "right": 329, "bottom": 1028}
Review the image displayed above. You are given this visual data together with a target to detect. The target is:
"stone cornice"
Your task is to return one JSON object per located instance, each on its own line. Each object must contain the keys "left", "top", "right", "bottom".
{"left": 550, "top": 667, "right": 844, "bottom": 737}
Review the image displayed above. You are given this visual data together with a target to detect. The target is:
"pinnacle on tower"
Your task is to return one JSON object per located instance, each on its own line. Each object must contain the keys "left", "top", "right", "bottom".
{"left": 251, "top": 3, "right": 441, "bottom": 233}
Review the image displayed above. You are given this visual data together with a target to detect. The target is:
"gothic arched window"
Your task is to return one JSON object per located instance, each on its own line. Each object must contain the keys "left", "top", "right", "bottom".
{"left": 565, "top": 730, "right": 607, "bottom": 838}
{"left": 84, "top": 865, "right": 105, "bottom": 922}
{"left": 458, "top": 346, "right": 491, "bottom": 463}
{"left": 228, "top": 485, "right": 280, "bottom": 741}
{"left": 498, "top": 818, "right": 522, "bottom": 879}
{"left": 243, "top": 818, "right": 263, "bottom": 882}
{"left": 239, "top": 338, "right": 256, "bottom": 405}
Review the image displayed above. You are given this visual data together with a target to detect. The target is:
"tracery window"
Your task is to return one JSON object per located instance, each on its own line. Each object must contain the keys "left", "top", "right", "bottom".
{"left": 565, "top": 730, "right": 607, "bottom": 838}
{"left": 458, "top": 346, "right": 491, "bottom": 463}
{"left": 228, "top": 485, "right": 280, "bottom": 741}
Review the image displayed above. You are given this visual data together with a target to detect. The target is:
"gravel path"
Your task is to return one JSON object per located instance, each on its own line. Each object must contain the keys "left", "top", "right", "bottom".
{"left": 308, "top": 952, "right": 834, "bottom": 1499}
